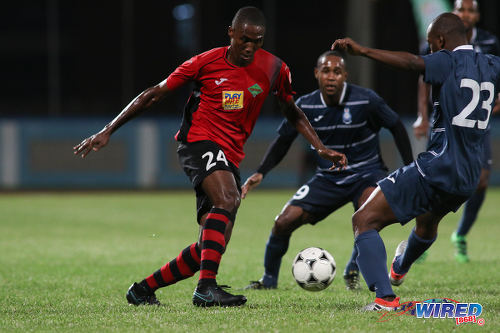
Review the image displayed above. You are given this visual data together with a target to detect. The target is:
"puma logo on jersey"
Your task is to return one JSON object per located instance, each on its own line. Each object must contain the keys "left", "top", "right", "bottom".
{"left": 387, "top": 176, "right": 396, "bottom": 184}
{"left": 313, "top": 115, "right": 324, "bottom": 122}
{"left": 215, "top": 78, "right": 228, "bottom": 85}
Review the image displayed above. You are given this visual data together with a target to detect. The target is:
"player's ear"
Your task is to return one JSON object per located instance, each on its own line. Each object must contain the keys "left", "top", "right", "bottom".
{"left": 228, "top": 26, "right": 234, "bottom": 38}
{"left": 314, "top": 67, "right": 319, "bottom": 79}
{"left": 439, "top": 35, "right": 445, "bottom": 49}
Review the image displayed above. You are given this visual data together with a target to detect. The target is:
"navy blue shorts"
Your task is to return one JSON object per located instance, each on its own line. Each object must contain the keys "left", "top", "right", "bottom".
{"left": 288, "top": 169, "right": 387, "bottom": 224}
{"left": 378, "top": 162, "right": 470, "bottom": 224}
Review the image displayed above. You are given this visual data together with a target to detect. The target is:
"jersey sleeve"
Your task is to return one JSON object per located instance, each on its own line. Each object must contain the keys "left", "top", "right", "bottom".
{"left": 165, "top": 55, "right": 201, "bottom": 90}
{"left": 273, "top": 62, "right": 295, "bottom": 103}
{"left": 422, "top": 50, "right": 453, "bottom": 85}
{"left": 367, "top": 90, "right": 399, "bottom": 129}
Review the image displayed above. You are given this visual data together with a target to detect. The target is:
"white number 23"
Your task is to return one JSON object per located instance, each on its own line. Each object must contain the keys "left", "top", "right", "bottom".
{"left": 452, "top": 78, "right": 494, "bottom": 130}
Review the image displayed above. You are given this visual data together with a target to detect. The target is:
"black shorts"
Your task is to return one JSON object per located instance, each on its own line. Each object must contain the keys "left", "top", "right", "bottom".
{"left": 177, "top": 140, "right": 241, "bottom": 223}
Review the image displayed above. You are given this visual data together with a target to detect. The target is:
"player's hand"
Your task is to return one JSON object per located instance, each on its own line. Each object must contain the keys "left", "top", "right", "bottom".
{"left": 331, "top": 38, "right": 365, "bottom": 56}
{"left": 241, "top": 172, "right": 264, "bottom": 199}
{"left": 412, "top": 115, "right": 429, "bottom": 139}
{"left": 317, "top": 148, "right": 348, "bottom": 170}
{"left": 73, "top": 130, "right": 111, "bottom": 158}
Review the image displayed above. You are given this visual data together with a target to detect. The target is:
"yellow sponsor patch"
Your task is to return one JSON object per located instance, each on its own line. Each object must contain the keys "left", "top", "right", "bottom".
{"left": 222, "top": 91, "right": 244, "bottom": 110}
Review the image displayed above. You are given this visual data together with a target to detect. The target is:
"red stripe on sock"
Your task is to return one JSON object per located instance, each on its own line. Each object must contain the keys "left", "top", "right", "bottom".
{"left": 145, "top": 274, "right": 158, "bottom": 289}
{"left": 160, "top": 262, "right": 174, "bottom": 284}
{"left": 190, "top": 243, "right": 201, "bottom": 263}
{"left": 202, "top": 229, "right": 225, "bottom": 247}
{"left": 206, "top": 212, "right": 230, "bottom": 225}
{"left": 176, "top": 251, "right": 193, "bottom": 277}
{"left": 199, "top": 269, "right": 216, "bottom": 280}
{"left": 201, "top": 248, "right": 221, "bottom": 263}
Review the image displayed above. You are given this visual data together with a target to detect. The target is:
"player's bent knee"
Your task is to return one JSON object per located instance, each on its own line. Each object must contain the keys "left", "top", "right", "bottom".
{"left": 272, "top": 217, "right": 294, "bottom": 235}
{"left": 213, "top": 192, "right": 241, "bottom": 212}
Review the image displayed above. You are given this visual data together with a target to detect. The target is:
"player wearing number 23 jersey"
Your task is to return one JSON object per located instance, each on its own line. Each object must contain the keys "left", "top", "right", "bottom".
{"left": 333, "top": 13, "right": 500, "bottom": 311}
{"left": 416, "top": 45, "right": 500, "bottom": 196}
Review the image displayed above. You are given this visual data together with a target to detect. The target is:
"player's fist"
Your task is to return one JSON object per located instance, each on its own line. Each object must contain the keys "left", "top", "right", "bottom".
{"left": 331, "top": 38, "right": 365, "bottom": 56}
{"left": 241, "top": 172, "right": 264, "bottom": 199}
{"left": 73, "top": 130, "right": 111, "bottom": 158}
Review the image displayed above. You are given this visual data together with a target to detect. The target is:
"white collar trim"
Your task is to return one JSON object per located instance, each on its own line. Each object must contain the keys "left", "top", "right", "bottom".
{"left": 320, "top": 82, "right": 347, "bottom": 106}
{"left": 338, "top": 82, "right": 347, "bottom": 105}
{"left": 453, "top": 45, "right": 473, "bottom": 51}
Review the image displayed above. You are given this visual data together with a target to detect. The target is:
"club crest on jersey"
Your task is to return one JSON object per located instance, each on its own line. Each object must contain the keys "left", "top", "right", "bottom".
{"left": 222, "top": 91, "right": 244, "bottom": 110}
{"left": 248, "top": 83, "right": 263, "bottom": 97}
{"left": 343, "top": 107, "right": 352, "bottom": 124}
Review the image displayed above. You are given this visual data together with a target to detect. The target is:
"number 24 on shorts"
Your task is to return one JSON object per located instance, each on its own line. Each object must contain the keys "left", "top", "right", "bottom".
{"left": 202, "top": 150, "right": 229, "bottom": 171}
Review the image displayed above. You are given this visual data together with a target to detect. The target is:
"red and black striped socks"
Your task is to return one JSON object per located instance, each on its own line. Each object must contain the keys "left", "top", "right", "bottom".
{"left": 198, "top": 208, "right": 232, "bottom": 287}
{"left": 142, "top": 242, "right": 201, "bottom": 292}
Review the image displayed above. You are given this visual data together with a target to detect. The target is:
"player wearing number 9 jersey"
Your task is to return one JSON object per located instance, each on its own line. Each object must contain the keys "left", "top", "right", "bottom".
{"left": 73, "top": 6, "right": 346, "bottom": 308}
{"left": 332, "top": 12, "right": 500, "bottom": 311}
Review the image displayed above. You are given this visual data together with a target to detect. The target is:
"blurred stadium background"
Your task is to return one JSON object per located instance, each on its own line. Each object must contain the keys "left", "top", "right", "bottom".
{"left": 2, "top": 0, "right": 500, "bottom": 190}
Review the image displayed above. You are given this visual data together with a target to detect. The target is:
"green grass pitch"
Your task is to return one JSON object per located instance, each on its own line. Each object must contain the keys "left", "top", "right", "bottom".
{"left": 1, "top": 189, "right": 500, "bottom": 332}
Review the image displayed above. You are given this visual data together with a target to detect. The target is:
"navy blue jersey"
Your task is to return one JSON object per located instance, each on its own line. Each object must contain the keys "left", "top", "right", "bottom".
{"left": 420, "top": 27, "right": 500, "bottom": 56}
{"left": 419, "top": 45, "right": 500, "bottom": 195}
{"left": 277, "top": 83, "right": 399, "bottom": 184}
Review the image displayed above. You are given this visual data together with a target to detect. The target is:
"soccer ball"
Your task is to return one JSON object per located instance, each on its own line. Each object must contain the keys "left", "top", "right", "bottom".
{"left": 292, "top": 247, "right": 336, "bottom": 291}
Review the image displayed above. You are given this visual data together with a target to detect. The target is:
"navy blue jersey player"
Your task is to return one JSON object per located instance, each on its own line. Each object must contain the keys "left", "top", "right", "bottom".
{"left": 333, "top": 13, "right": 500, "bottom": 311}
{"left": 241, "top": 51, "right": 413, "bottom": 291}
{"left": 414, "top": 0, "right": 500, "bottom": 263}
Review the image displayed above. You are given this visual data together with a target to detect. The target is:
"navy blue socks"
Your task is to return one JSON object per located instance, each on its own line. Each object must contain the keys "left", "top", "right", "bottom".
{"left": 456, "top": 189, "right": 485, "bottom": 236}
{"left": 355, "top": 229, "right": 394, "bottom": 299}
{"left": 394, "top": 229, "right": 436, "bottom": 275}
{"left": 262, "top": 232, "right": 290, "bottom": 287}
{"left": 344, "top": 244, "right": 359, "bottom": 274}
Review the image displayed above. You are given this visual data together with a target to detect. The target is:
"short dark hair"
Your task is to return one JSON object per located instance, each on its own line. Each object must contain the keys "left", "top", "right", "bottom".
{"left": 431, "top": 12, "right": 467, "bottom": 40}
{"left": 316, "top": 50, "right": 345, "bottom": 68}
{"left": 232, "top": 6, "right": 266, "bottom": 29}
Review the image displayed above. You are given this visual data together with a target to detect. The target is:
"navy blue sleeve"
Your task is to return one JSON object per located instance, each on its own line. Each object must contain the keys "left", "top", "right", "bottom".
{"left": 423, "top": 50, "right": 453, "bottom": 85}
{"left": 367, "top": 90, "right": 399, "bottom": 129}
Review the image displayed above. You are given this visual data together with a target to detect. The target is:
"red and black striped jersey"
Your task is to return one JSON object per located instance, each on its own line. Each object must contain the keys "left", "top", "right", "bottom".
{"left": 167, "top": 46, "right": 294, "bottom": 167}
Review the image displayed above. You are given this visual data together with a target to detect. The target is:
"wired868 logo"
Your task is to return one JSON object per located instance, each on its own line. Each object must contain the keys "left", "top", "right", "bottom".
{"left": 378, "top": 298, "right": 485, "bottom": 326}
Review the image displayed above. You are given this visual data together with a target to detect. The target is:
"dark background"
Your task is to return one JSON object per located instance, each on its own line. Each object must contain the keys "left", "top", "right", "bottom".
{"left": 2, "top": 0, "right": 499, "bottom": 118}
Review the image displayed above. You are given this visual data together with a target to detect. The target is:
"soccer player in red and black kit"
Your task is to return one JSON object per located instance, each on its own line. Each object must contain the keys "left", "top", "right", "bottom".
{"left": 73, "top": 7, "right": 346, "bottom": 307}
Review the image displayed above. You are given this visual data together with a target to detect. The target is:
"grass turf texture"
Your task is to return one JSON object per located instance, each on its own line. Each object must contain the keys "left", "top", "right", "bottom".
{"left": 1, "top": 190, "right": 499, "bottom": 332}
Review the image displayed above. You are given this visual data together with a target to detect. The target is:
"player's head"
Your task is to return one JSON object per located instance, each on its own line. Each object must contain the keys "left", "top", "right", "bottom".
{"left": 453, "top": 0, "right": 479, "bottom": 31}
{"left": 228, "top": 7, "right": 266, "bottom": 66}
{"left": 426, "top": 13, "right": 468, "bottom": 53}
{"left": 314, "top": 51, "right": 347, "bottom": 99}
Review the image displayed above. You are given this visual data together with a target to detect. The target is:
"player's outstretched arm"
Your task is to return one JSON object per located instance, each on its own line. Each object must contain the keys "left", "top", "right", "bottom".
{"left": 332, "top": 38, "right": 425, "bottom": 72}
{"left": 73, "top": 81, "right": 171, "bottom": 158}
{"left": 280, "top": 100, "right": 347, "bottom": 169}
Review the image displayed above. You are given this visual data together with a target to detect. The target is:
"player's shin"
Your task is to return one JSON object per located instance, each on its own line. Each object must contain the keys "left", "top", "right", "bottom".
{"left": 355, "top": 229, "right": 395, "bottom": 299}
{"left": 141, "top": 242, "right": 201, "bottom": 292}
{"left": 198, "top": 207, "right": 232, "bottom": 287}
{"left": 263, "top": 232, "right": 290, "bottom": 287}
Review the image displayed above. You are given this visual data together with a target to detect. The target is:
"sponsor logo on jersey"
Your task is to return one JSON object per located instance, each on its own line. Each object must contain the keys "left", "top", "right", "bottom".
{"left": 343, "top": 107, "right": 352, "bottom": 124}
{"left": 313, "top": 115, "right": 324, "bottom": 122}
{"left": 248, "top": 83, "right": 263, "bottom": 97}
{"left": 215, "top": 78, "right": 228, "bottom": 85}
{"left": 222, "top": 91, "right": 244, "bottom": 110}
